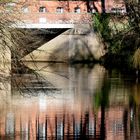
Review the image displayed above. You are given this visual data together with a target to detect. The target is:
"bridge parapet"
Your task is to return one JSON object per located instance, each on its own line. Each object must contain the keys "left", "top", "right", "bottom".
{"left": 16, "top": 13, "right": 92, "bottom": 28}
{"left": 20, "top": 13, "right": 92, "bottom": 24}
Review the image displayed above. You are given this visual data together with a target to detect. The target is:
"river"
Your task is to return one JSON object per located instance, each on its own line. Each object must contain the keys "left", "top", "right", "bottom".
{"left": 0, "top": 62, "right": 139, "bottom": 140}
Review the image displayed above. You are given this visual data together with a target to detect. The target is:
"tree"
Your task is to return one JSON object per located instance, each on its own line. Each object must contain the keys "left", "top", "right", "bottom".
{"left": 101, "top": 0, "right": 105, "bottom": 13}
{"left": 85, "top": 0, "right": 91, "bottom": 12}
{"left": 0, "top": 0, "right": 47, "bottom": 74}
{"left": 93, "top": 0, "right": 140, "bottom": 70}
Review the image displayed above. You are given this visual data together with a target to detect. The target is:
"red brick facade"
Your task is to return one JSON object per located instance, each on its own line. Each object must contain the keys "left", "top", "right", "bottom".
{"left": 18, "top": 0, "right": 126, "bottom": 24}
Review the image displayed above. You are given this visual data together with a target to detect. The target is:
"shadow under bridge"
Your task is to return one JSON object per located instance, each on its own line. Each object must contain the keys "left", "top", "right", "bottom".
{"left": 11, "top": 28, "right": 69, "bottom": 60}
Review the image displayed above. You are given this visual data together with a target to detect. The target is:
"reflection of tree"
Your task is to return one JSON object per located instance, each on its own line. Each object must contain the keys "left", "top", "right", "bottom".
{"left": 100, "top": 78, "right": 110, "bottom": 140}
{"left": 80, "top": 112, "right": 89, "bottom": 139}
{"left": 123, "top": 108, "right": 129, "bottom": 140}
{"left": 35, "top": 113, "right": 94, "bottom": 139}
{"left": 128, "top": 83, "right": 140, "bottom": 140}
{"left": 93, "top": 74, "right": 110, "bottom": 139}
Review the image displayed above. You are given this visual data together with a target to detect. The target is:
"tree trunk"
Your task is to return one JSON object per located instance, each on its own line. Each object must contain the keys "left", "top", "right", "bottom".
{"left": 101, "top": 0, "right": 105, "bottom": 13}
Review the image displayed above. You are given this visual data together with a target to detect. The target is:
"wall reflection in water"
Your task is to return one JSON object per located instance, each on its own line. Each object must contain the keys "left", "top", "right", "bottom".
{"left": 0, "top": 63, "right": 140, "bottom": 140}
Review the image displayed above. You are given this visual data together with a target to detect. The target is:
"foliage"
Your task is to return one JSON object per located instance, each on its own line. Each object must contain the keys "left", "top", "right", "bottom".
{"left": 93, "top": 2, "right": 140, "bottom": 69}
{"left": 93, "top": 13, "right": 111, "bottom": 42}
{"left": 93, "top": 77, "right": 110, "bottom": 111}
{"left": 133, "top": 48, "right": 140, "bottom": 69}
{"left": 126, "top": 2, "right": 140, "bottom": 69}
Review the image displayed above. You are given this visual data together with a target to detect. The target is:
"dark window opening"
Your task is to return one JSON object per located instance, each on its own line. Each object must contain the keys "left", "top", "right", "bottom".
{"left": 39, "top": 6, "right": 47, "bottom": 13}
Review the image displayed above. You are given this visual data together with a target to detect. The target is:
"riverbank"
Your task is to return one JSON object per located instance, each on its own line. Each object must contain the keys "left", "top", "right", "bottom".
{"left": 92, "top": 12, "right": 140, "bottom": 72}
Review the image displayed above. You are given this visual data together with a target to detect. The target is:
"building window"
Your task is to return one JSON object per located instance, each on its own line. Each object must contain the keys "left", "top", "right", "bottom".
{"left": 91, "top": 8, "right": 96, "bottom": 13}
{"left": 74, "top": 6, "right": 80, "bottom": 13}
{"left": 56, "top": 7, "right": 64, "bottom": 13}
{"left": 22, "top": 6, "right": 29, "bottom": 13}
{"left": 111, "top": 8, "right": 126, "bottom": 14}
{"left": 39, "top": 6, "right": 47, "bottom": 13}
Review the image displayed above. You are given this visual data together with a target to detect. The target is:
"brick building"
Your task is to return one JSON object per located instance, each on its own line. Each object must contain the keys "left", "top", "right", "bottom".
{"left": 18, "top": 0, "right": 126, "bottom": 24}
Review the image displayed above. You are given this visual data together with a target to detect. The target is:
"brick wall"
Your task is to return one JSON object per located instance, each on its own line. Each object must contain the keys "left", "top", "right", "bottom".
{"left": 19, "top": 0, "right": 126, "bottom": 24}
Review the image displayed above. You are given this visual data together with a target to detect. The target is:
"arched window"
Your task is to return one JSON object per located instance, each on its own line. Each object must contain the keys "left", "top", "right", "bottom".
{"left": 74, "top": 6, "right": 80, "bottom": 13}
{"left": 39, "top": 6, "right": 47, "bottom": 13}
{"left": 56, "top": 7, "right": 64, "bottom": 13}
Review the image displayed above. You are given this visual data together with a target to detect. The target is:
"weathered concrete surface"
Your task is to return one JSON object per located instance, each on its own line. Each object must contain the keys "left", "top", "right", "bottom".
{"left": 23, "top": 24, "right": 107, "bottom": 62}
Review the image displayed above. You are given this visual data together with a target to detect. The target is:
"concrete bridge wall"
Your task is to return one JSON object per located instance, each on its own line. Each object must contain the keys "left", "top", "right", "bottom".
{"left": 23, "top": 24, "right": 107, "bottom": 63}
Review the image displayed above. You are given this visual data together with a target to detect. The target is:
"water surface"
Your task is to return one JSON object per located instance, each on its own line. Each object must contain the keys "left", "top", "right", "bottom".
{"left": 0, "top": 63, "right": 140, "bottom": 140}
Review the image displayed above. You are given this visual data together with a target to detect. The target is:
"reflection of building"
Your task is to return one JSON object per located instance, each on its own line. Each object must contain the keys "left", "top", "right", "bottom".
{"left": 0, "top": 91, "right": 131, "bottom": 140}
{"left": 0, "top": 97, "right": 97, "bottom": 139}
{"left": 106, "top": 107, "right": 125, "bottom": 140}
{"left": 0, "top": 103, "right": 130, "bottom": 140}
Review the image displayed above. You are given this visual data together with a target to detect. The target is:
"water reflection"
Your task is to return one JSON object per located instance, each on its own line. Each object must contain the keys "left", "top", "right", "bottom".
{"left": 0, "top": 63, "right": 140, "bottom": 139}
